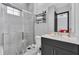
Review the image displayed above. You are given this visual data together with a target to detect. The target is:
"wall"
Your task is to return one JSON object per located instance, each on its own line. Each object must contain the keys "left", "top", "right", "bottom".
{"left": 34, "top": 3, "right": 53, "bottom": 36}
{"left": 35, "top": 3, "right": 71, "bottom": 36}
{"left": 55, "top": 3, "right": 79, "bottom": 37}
{"left": 47, "top": 4, "right": 71, "bottom": 33}
{"left": 34, "top": 3, "right": 53, "bottom": 14}
{"left": 35, "top": 3, "right": 79, "bottom": 41}
{"left": 43, "top": 3, "right": 79, "bottom": 37}
{"left": 35, "top": 23, "right": 48, "bottom": 36}
{"left": 73, "top": 3, "right": 79, "bottom": 37}
{"left": 47, "top": 5, "right": 55, "bottom": 33}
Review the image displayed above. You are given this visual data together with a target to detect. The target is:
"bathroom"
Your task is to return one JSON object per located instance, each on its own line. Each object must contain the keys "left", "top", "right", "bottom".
{"left": 0, "top": 3, "right": 79, "bottom": 55}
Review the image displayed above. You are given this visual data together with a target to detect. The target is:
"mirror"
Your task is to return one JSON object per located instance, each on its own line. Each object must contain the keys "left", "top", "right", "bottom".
{"left": 54, "top": 11, "right": 69, "bottom": 33}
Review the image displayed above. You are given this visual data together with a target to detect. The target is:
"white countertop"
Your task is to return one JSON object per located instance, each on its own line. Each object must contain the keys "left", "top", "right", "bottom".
{"left": 41, "top": 33, "right": 79, "bottom": 45}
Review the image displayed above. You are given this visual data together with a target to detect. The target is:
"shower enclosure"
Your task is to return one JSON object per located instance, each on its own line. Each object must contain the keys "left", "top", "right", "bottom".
{"left": 0, "top": 3, "right": 35, "bottom": 55}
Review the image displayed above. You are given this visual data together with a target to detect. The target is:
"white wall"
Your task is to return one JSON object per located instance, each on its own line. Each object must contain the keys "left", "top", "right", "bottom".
{"left": 73, "top": 3, "right": 79, "bottom": 37}
{"left": 35, "top": 23, "right": 48, "bottom": 36}
{"left": 34, "top": 3, "right": 53, "bottom": 14}
{"left": 34, "top": 3, "right": 52, "bottom": 36}
{"left": 47, "top": 5, "right": 55, "bottom": 33}
{"left": 34, "top": 3, "right": 55, "bottom": 36}
{"left": 36, "top": 3, "right": 79, "bottom": 38}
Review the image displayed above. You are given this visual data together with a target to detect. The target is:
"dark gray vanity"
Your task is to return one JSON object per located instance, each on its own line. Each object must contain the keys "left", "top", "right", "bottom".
{"left": 41, "top": 37, "right": 79, "bottom": 55}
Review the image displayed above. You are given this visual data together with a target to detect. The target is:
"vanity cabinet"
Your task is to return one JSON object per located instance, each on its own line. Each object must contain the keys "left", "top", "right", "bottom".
{"left": 41, "top": 37, "right": 79, "bottom": 55}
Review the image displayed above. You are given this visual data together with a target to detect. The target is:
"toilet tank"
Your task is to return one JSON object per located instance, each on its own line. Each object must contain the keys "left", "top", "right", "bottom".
{"left": 35, "top": 36, "right": 41, "bottom": 47}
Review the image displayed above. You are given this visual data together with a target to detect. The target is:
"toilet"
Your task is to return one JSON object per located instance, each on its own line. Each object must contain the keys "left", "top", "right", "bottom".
{"left": 34, "top": 35, "right": 41, "bottom": 49}
{"left": 31, "top": 35, "right": 41, "bottom": 55}
{"left": 24, "top": 35, "right": 41, "bottom": 55}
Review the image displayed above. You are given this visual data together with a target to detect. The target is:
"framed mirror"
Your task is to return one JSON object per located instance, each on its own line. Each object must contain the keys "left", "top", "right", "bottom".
{"left": 54, "top": 11, "right": 69, "bottom": 33}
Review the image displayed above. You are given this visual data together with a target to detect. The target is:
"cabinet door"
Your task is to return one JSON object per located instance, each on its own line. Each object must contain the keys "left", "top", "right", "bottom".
{"left": 42, "top": 44, "right": 54, "bottom": 55}
{"left": 54, "top": 47, "right": 76, "bottom": 55}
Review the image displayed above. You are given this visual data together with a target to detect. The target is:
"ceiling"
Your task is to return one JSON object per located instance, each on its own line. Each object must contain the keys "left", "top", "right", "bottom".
{"left": 34, "top": 3, "right": 69, "bottom": 14}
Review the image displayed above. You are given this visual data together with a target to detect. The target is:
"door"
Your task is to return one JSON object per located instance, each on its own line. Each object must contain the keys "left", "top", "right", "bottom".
{"left": 54, "top": 47, "right": 76, "bottom": 55}
{"left": 42, "top": 44, "right": 54, "bottom": 55}
{"left": 2, "top": 4, "right": 23, "bottom": 55}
